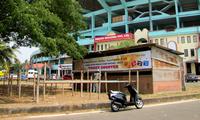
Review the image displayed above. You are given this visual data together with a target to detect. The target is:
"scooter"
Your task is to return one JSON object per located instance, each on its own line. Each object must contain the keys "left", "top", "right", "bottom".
{"left": 108, "top": 84, "right": 144, "bottom": 112}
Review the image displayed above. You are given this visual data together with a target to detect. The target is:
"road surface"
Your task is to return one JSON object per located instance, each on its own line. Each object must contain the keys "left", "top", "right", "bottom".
{"left": 24, "top": 100, "right": 200, "bottom": 120}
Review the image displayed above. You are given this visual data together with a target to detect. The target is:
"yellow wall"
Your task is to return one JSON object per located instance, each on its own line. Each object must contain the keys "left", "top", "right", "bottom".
{"left": 96, "top": 39, "right": 134, "bottom": 51}
{"left": 151, "top": 34, "right": 199, "bottom": 62}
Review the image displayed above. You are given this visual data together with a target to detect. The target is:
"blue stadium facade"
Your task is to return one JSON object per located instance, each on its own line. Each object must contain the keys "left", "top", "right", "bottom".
{"left": 77, "top": 0, "right": 200, "bottom": 52}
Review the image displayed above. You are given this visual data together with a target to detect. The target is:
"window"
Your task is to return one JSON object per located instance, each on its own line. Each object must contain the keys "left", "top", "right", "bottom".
{"left": 191, "top": 49, "right": 195, "bottom": 57}
{"left": 160, "top": 38, "right": 164, "bottom": 46}
{"left": 86, "top": 45, "right": 90, "bottom": 49}
{"left": 193, "top": 35, "right": 197, "bottom": 43}
{"left": 184, "top": 49, "right": 188, "bottom": 57}
{"left": 91, "top": 45, "right": 94, "bottom": 51}
{"left": 155, "top": 39, "right": 159, "bottom": 44}
{"left": 60, "top": 59, "right": 64, "bottom": 64}
{"left": 105, "top": 44, "right": 107, "bottom": 50}
{"left": 181, "top": 37, "right": 185, "bottom": 44}
{"left": 187, "top": 36, "right": 191, "bottom": 43}
{"left": 97, "top": 45, "right": 100, "bottom": 51}
{"left": 101, "top": 44, "right": 103, "bottom": 50}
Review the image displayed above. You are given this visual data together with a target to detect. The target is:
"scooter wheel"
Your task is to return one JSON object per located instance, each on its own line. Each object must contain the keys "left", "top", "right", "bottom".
{"left": 135, "top": 98, "right": 144, "bottom": 109}
{"left": 111, "top": 102, "right": 120, "bottom": 112}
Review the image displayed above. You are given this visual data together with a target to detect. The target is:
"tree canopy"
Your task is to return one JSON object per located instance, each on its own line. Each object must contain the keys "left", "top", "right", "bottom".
{"left": 0, "top": 0, "right": 87, "bottom": 59}
{"left": 0, "top": 41, "right": 17, "bottom": 65}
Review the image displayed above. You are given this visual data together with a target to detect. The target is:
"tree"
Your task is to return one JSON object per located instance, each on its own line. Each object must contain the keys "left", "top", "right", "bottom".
{"left": 0, "top": 41, "right": 17, "bottom": 65}
{"left": 0, "top": 0, "right": 87, "bottom": 59}
{"left": 114, "top": 41, "right": 136, "bottom": 49}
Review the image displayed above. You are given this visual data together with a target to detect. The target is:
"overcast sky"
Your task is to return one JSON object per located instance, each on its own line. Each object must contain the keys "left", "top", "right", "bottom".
{"left": 15, "top": 47, "right": 39, "bottom": 63}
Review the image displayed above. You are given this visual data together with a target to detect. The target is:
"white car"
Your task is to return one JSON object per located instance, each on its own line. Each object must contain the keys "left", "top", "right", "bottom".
{"left": 8, "top": 74, "right": 18, "bottom": 79}
{"left": 27, "top": 70, "right": 38, "bottom": 79}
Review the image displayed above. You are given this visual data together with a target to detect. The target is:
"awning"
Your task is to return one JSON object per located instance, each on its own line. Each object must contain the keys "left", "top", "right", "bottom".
{"left": 24, "top": 63, "right": 51, "bottom": 70}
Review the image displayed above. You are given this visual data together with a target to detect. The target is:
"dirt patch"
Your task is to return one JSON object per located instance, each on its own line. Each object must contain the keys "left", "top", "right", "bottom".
{"left": 0, "top": 81, "right": 200, "bottom": 109}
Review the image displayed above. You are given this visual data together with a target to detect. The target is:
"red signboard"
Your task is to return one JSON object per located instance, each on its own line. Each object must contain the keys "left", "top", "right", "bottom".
{"left": 94, "top": 33, "right": 133, "bottom": 43}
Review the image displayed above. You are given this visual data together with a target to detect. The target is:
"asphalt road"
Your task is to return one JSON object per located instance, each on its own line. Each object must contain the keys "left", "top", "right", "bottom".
{"left": 23, "top": 100, "right": 200, "bottom": 120}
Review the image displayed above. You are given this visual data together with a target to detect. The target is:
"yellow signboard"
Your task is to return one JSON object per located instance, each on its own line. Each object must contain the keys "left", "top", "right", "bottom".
{"left": 0, "top": 71, "right": 4, "bottom": 77}
{"left": 83, "top": 51, "right": 152, "bottom": 71}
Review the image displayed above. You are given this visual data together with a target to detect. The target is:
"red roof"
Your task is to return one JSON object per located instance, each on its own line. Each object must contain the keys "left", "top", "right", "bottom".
{"left": 24, "top": 63, "right": 51, "bottom": 70}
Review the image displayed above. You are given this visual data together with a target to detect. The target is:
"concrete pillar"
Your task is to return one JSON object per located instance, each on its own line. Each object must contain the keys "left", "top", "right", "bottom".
{"left": 91, "top": 15, "right": 95, "bottom": 38}
{"left": 58, "top": 58, "right": 61, "bottom": 79}
{"left": 148, "top": 0, "right": 153, "bottom": 31}
{"left": 125, "top": 8, "right": 129, "bottom": 33}
{"left": 174, "top": 0, "right": 180, "bottom": 28}
{"left": 108, "top": 12, "right": 112, "bottom": 31}
{"left": 89, "top": 44, "right": 92, "bottom": 52}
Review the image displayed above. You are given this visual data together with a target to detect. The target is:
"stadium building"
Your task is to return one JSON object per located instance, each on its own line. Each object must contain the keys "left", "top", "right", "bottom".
{"left": 77, "top": 0, "right": 200, "bottom": 75}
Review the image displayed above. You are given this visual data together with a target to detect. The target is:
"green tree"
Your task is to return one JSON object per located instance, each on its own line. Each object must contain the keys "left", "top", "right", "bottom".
{"left": 12, "top": 60, "right": 22, "bottom": 74}
{"left": 114, "top": 41, "right": 136, "bottom": 49}
{"left": 0, "top": 42, "right": 17, "bottom": 65}
{"left": 0, "top": 0, "right": 87, "bottom": 59}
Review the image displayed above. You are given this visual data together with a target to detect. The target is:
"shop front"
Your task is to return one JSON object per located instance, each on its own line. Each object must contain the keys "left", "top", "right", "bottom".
{"left": 73, "top": 43, "right": 183, "bottom": 94}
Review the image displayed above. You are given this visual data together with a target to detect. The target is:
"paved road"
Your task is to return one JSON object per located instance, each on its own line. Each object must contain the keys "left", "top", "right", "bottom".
{"left": 25, "top": 100, "right": 200, "bottom": 120}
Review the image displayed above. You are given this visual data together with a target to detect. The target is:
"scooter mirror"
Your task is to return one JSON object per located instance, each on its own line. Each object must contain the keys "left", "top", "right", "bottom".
{"left": 124, "top": 84, "right": 131, "bottom": 88}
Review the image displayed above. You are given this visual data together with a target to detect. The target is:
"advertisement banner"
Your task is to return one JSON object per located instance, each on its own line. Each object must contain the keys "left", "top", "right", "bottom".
{"left": 83, "top": 51, "right": 151, "bottom": 71}
{"left": 94, "top": 33, "right": 133, "bottom": 43}
{"left": 152, "top": 47, "right": 180, "bottom": 66}
{"left": 58, "top": 64, "right": 72, "bottom": 70}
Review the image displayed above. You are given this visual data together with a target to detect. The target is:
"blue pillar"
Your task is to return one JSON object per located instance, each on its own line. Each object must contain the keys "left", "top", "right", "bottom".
{"left": 48, "top": 60, "right": 51, "bottom": 79}
{"left": 77, "top": 36, "right": 80, "bottom": 41}
{"left": 125, "top": 8, "right": 129, "bottom": 33}
{"left": 198, "top": 0, "right": 200, "bottom": 10}
{"left": 108, "top": 12, "right": 112, "bottom": 31}
{"left": 89, "top": 45, "right": 92, "bottom": 52}
{"left": 148, "top": 0, "right": 153, "bottom": 31}
{"left": 91, "top": 15, "right": 95, "bottom": 38}
{"left": 174, "top": 0, "right": 180, "bottom": 28}
{"left": 58, "top": 57, "right": 60, "bottom": 79}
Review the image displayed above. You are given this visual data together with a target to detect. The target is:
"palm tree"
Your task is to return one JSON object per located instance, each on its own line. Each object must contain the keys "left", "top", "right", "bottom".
{"left": 0, "top": 41, "right": 17, "bottom": 65}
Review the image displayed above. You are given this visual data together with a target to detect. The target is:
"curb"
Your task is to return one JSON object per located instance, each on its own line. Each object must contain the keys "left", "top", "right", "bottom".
{"left": 0, "top": 93, "right": 200, "bottom": 115}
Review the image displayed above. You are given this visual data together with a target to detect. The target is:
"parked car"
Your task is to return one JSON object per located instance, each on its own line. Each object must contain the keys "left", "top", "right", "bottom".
{"left": 27, "top": 69, "right": 38, "bottom": 79}
{"left": 11, "top": 74, "right": 18, "bottom": 80}
{"left": 21, "top": 74, "right": 27, "bottom": 80}
{"left": 10, "top": 74, "right": 27, "bottom": 80}
{"left": 52, "top": 74, "right": 57, "bottom": 80}
{"left": 0, "top": 76, "right": 7, "bottom": 80}
{"left": 185, "top": 74, "right": 199, "bottom": 82}
{"left": 62, "top": 74, "right": 72, "bottom": 80}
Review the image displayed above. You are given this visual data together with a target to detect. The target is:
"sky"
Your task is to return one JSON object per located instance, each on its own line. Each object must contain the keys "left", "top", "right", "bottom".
{"left": 15, "top": 47, "right": 39, "bottom": 63}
